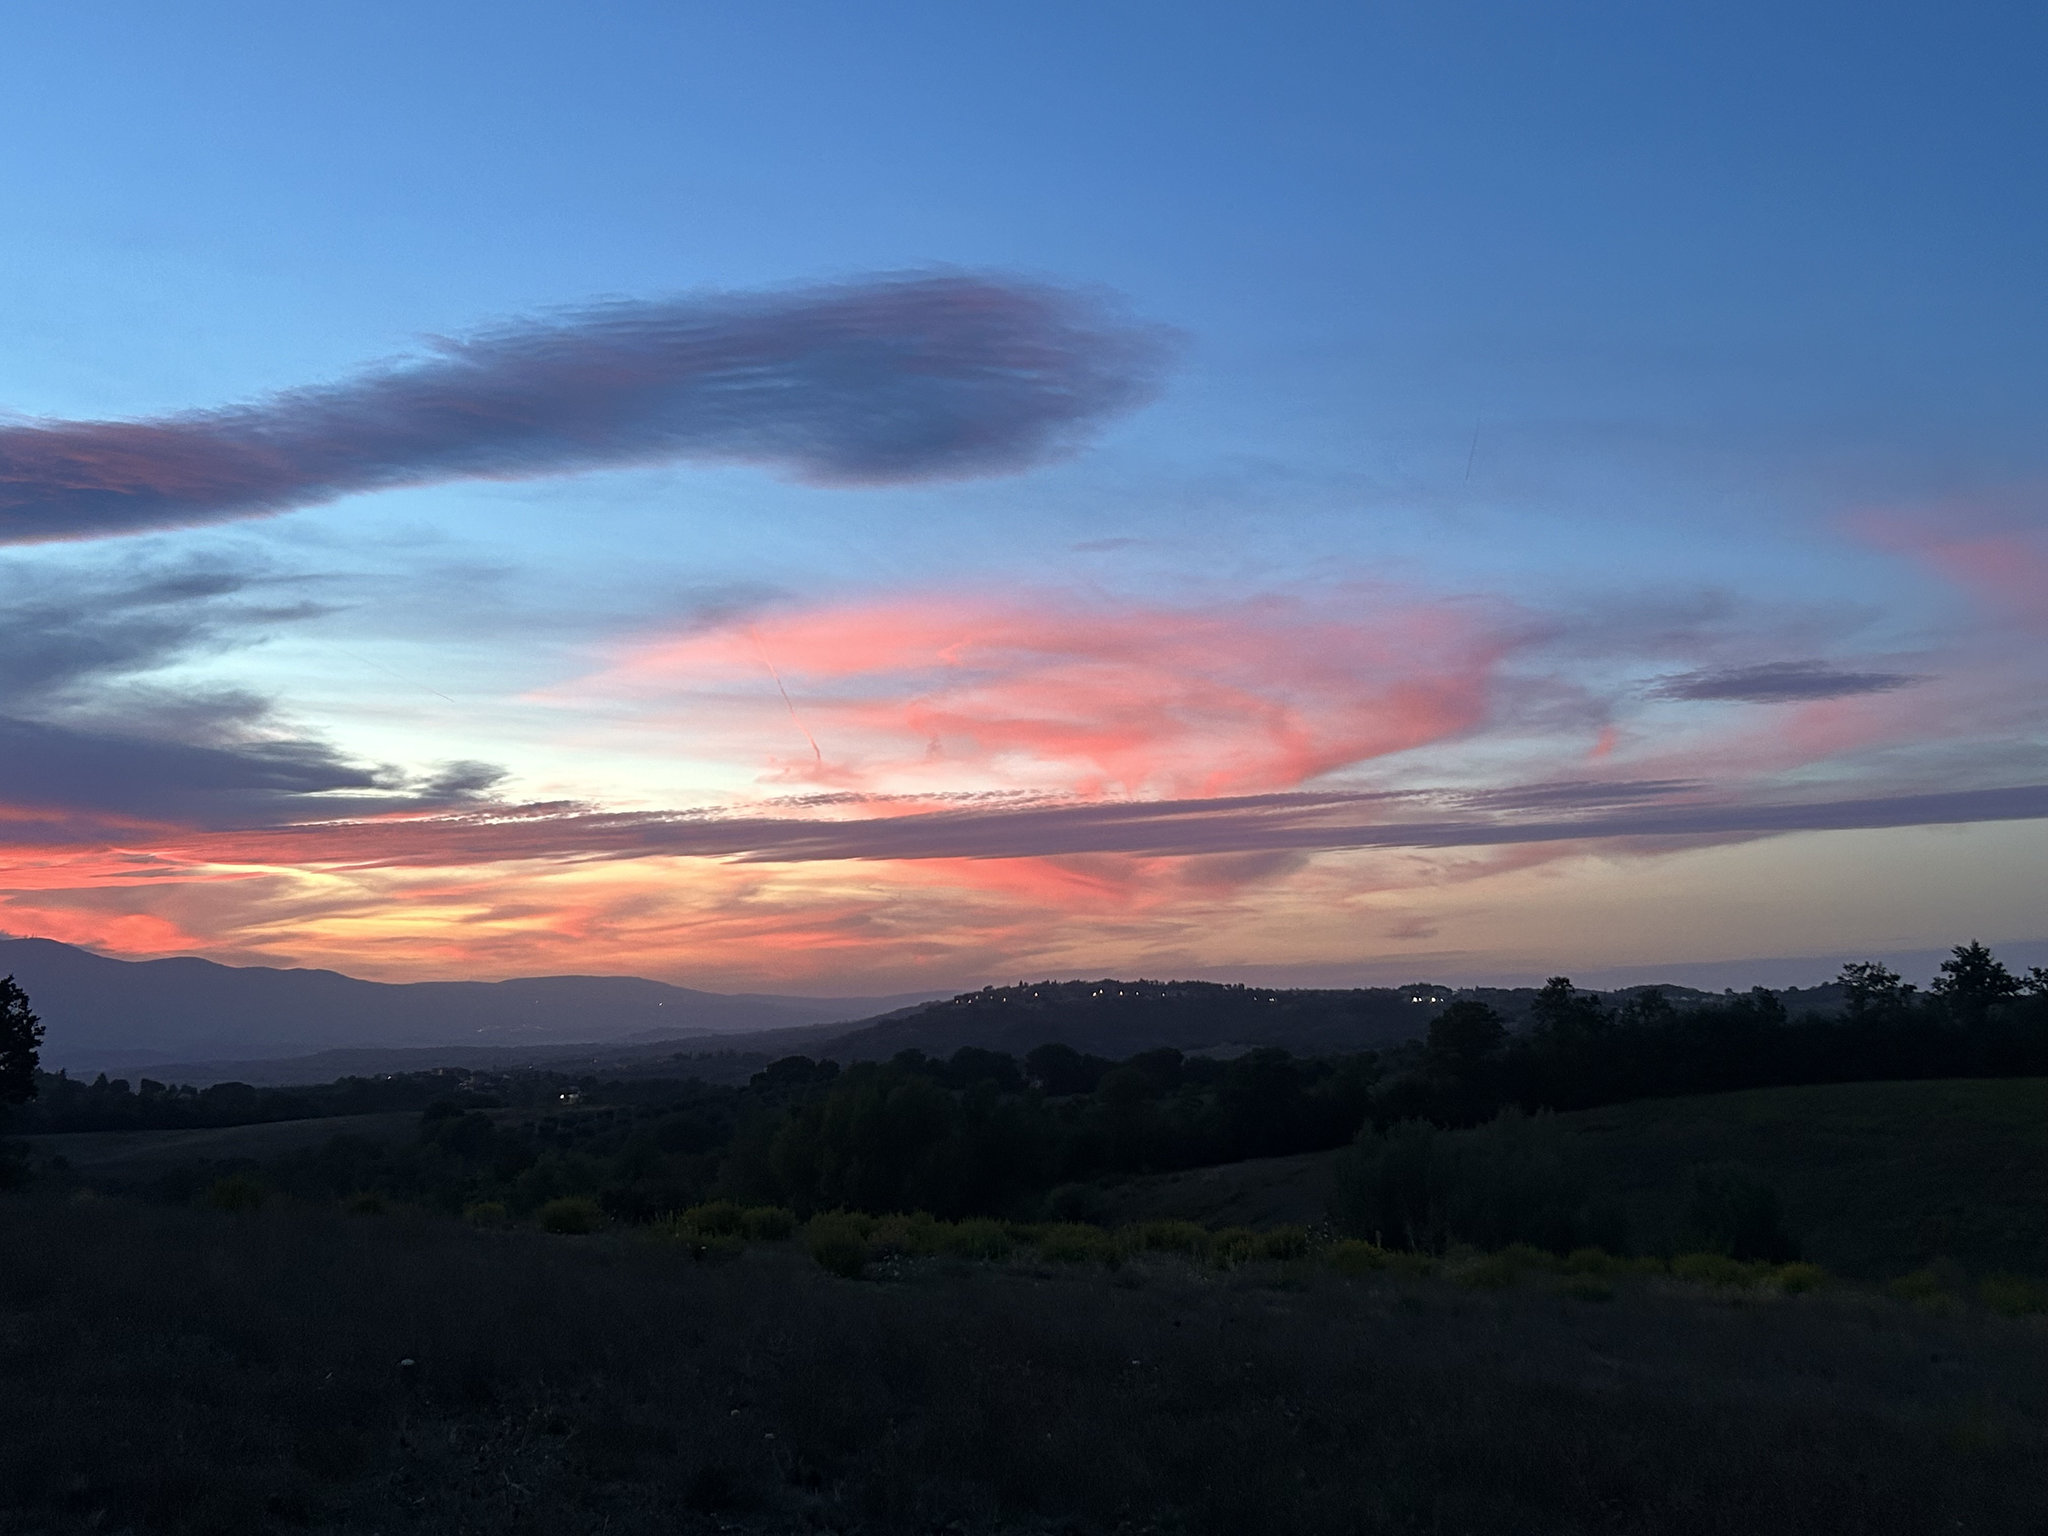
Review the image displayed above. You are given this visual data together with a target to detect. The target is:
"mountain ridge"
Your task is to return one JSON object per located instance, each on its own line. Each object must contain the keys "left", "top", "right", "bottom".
{"left": 0, "top": 936, "right": 938, "bottom": 1070}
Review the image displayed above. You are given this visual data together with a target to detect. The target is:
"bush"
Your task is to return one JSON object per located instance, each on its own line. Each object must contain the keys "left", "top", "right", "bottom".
{"left": 538, "top": 1197, "right": 605, "bottom": 1235}
{"left": 1324, "top": 1238, "right": 1389, "bottom": 1276}
{"left": 1208, "top": 1227, "right": 1262, "bottom": 1267}
{"left": 1034, "top": 1223, "right": 1120, "bottom": 1264}
{"left": 941, "top": 1218, "right": 1012, "bottom": 1262}
{"left": 1683, "top": 1165, "right": 1799, "bottom": 1263}
{"left": 678, "top": 1200, "right": 745, "bottom": 1237}
{"left": 1258, "top": 1226, "right": 1313, "bottom": 1261}
{"left": 205, "top": 1174, "right": 266, "bottom": 1213}
{"left": 868, "top": 1211, "right": 942, "bottom": 1258}
{"left": 740, "top": 1205, "right": 796, "bottom": 1242}
{"left": 805, "top": 1213, "right": 872, "bottom": 1278}
{"left": 1563, "top": 1247, "right": 1620, "bottom": 1276}
{"left": 1978, "top": 1272, "right": 2048, "bottom": 1317}
{"left": 464, "top": 1200, "right": 509, "bottom": 1227}
{"left": 1774, "top": 1262, "right": 1828, "bottom": 1295}
{"left": 1131, "top": 1220, "right": 1209, "bottom": 1257}
{"left": 343, "top": 1191, "right": 386, "bottom": 1216}
{"left": 1890, "top": 1266, "right": 1958, "bottom": 1306}
{"left": 1671, "top": 1252, "right": 1767, "bottom": 1288}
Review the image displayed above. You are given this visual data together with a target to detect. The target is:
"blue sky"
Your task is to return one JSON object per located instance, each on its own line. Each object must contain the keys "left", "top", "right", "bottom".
{"left": 1, "top": 2, "right": 2045, "bottom": 991}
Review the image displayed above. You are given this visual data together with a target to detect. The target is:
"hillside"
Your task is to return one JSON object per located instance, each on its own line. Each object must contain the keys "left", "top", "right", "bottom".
{"left": 815, "top": 978, "right": 1446, "bottom": 1060}
{"left": 1105, "top": 1076, "right": 2048, "bottom": 1280}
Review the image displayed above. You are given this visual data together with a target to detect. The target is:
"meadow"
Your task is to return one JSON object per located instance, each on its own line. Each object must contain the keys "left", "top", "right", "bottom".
{"left": 7, "top": 978, "right": 2048, "bottom": 1532}
{"left": 1105, "top": 1077, "right": 2048, "bottom": 1282}
{"left": 3, "top": 1187, "right": 2046, "bottom": 1536}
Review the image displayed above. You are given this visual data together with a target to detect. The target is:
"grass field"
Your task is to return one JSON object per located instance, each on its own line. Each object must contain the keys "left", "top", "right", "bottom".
{"left": 21, "top": 1112, "right": 422, "bottom": 1179}
{"left": 1105, "top": 1077, "right": 2048, "bottom": 1280}
{"left": 2, "top": 1189, "right": 2046, "bottom": 1535}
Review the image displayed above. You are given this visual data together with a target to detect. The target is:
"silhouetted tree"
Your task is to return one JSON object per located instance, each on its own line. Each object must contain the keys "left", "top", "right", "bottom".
{"left": 1528, "top": 977, "right": 1608, "bottom": 1037}
{"left": 0, "top": 975, "right": 42, "bottom": 1106}
{"left": 1838, "top": 961, "right": 1916, "bottom": 1020}
{"left": 1426, "top": 1000, "right": 1506, "bottom": 1074}
{"left": 1932, "top": 941, "right": 2020, "bottom": 1021}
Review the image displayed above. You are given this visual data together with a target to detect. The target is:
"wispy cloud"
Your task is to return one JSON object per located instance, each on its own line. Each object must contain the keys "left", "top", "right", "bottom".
{"left": 0, "top": 273, "right": 1169, "bottom": 544}
{"left": 578, "top": 588, "right": 1510, "bottom": 797}
{"left": 139, "top": 778, "right": 2048, "bottom": 870}
{"left": 1650, "top": 660, "right": 1924, "bottom": 703}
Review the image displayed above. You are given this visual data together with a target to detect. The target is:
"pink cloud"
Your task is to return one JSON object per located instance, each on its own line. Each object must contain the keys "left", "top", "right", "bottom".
{"left": 1851, "top": 502, "right": 2048, "bottom": 628}
{"left": 586, "top": 588, "right": 1511, "bottom": 797}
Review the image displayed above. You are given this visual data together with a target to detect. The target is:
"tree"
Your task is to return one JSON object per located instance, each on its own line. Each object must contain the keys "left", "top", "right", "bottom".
{"left": 1426, "top": 1000, "right": 1506, "bottom": 1075}
{"left": 1528, "top": 977, "right": 1608, "bottom": 1038}
{"left": 0, "top": 975, "right": 42, "bottom": 1105}
{"left": 1838, "top": 960, "right": 1915, "bottom": 1020}
{"left": 1931, "top": 942, "right": 2020, "bottom": 1020}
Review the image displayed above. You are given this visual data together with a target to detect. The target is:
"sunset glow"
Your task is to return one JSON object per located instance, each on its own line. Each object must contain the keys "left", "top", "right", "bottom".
{"left": 2, "top": 6, "right": 2046, "bottom": 997}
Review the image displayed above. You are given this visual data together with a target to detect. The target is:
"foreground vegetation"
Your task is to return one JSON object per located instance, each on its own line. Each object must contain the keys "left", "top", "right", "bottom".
{"left": 3, "top": 1189, "right": 2045, "bottom": 1535}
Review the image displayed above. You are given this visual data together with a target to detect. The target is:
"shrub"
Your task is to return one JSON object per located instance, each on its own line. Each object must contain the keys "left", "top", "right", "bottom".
{"left": 463, "top": 1200, "right": 509, "bottom": 1227}
{"left": 1258, "top": 1226, "right": 1313, "bottom": 1261}
{"left": 1563, "top": 1246, "right": 1620, "bottom": 1276}
{"left": 1034, "top": 1223, "right": 1120, "bottom": 1264}
{"left": 679, "top": 1200, "right": 745, "bottom": 1237}
{"left": 1324, "top": 1238, "right": 1389, "bottom": 1276}
{"left": 205, "top": 1174, "right": 265, "bottom": 1213}
{"left": 942, "top": 1218, "right": 1013, "bottom": 1262}
{"left": 1208, "top": 1227, "right": 1262, "bottom": 1267}
{"left": 1774, "top": 1262, "right": 1828, "bottom": 1295}
{"left": 1978, "top": 1272, "right": 2048, "bottom": 1317}
{"left": 804, "top": 1213, "right": 871, "bottom": 1278}
{"left": 1683, "top": 1165, "right": 1799, "bottom": 1263}
{"left": 868, "top": 1211, "right": 942, "bottom": 1258}
{"left": 343, "top": 1191, "right": 386, "bottom": 1216}
{"left": 1671, "top": 1252, "right": 1765, "bottom": 1288}
{"left": 740, "top": 1205, "right": 796, "bottom": 1242}
{"left": 1890, "top": 1266, "right": 1957, "bottom": 1306}
{"left": 538, "top": 1197, "right": 605, "bottom": 1235}
{"left": 1131, "top": 1220, "right": 1209, "bottom": 1257}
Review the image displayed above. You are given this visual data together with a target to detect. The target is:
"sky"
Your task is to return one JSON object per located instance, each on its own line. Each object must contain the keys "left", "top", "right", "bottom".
{"left": 1, "top": 1, "right": 2046, "bottom": 995}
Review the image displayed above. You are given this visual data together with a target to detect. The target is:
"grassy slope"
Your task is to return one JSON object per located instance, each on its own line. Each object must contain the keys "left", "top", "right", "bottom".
{"left": 1556, "top": 1078, "right": 2048, "bottom": 1278}
{"left": 1106, "top": 1078, "right": 2048, "bottom": 1279}
{"left": 2, "top": 1192, "right": 2046, "bottom": 1535}
{"left": 20, "top": 1112, "right": 422, "bottom": 1177}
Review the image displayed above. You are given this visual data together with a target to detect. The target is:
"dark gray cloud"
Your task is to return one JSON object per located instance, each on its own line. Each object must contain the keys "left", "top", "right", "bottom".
{"left": 1651, "top": 660, "right": 1923, "bottom": 703}
{"left": 158, "top": 778, "right": 2048, "bottom": 868}
{"left": 0, "top": 274, "right": 1169, "bottom": 544}
{"left": 0, "top": 558, "right": 312, "bottom": 706}
{"left": 0, "top": 555, "right": 503, "bottom": 823}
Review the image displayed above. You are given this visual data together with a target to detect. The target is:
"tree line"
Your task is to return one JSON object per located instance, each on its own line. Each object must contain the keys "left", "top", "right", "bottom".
{"left": 6, "top": 943, "right": 2048, "bottom": 1225}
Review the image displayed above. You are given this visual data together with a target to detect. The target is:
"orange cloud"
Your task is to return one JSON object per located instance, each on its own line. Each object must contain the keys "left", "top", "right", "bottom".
{"left": 581, "top": 588, "right": 1510, "bottom": 797}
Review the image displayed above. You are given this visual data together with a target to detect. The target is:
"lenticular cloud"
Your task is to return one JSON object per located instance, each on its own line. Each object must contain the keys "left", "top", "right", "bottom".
{"left": 0, "top": 273, "right": 1169, "bottom": 543}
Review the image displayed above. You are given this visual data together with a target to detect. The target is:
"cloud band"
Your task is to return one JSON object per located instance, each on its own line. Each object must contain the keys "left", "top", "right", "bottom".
{"left": 161, "top": 779, "right": 2048, "bottom": 870}
{"left": 0, "top": 273, "right": 1168, "bottom": 543}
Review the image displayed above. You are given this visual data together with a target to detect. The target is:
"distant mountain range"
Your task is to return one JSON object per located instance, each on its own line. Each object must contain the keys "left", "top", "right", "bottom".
{"left": 3, "top": 934, "right": 1909, "bottom": 1090}
{"left": 0, "top": 937, "right": 938, "bottom": 1073}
